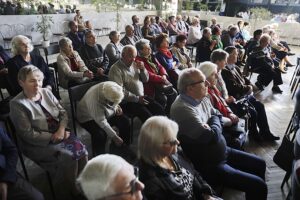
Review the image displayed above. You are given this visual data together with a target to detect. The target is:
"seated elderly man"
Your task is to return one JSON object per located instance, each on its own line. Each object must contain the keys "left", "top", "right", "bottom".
{"left": 66, "top": 21, "right": 85, "bottom": 51}
{"left": 222, "top": 46, "right": 280, "bottom": 141}
{"left": 77, "top": 81, "right": 130, "bottom": 156}
{"left": 120, "top": 25, "right": 140, "bottom": 46}
{"left": 109, "top": 45, "right": 165, "bottom": 123}
{"left": 79, "top": 30, "right": 109, "bottom": 77}
{"left": 77, "top": 154, "right": 144, "bottom": 200}
{"left": 249, "top": 34, "right": 283, "bottom": 93}
{"left": 135, "top": 39, "right": 177, "bottom": 115}
{"left": 170, "top": 68, "right": 268, "bottom": 200}
{"left": 196, "top": 27, "right": 217, "bottom": 63}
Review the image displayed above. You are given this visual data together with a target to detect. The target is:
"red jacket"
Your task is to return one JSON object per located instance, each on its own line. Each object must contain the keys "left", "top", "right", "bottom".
{"left": 136, "top": 55, "right": 167, "bottom": 97}
{"left": 208, "top": 86, "right": 232, "bottom": 117}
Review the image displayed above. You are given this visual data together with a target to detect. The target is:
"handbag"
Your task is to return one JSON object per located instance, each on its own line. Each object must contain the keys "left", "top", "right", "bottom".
{"left": 155, "top": 83, "right": 174, "bottom": 95}
{"left": 273, "top": 128, "right": 295, "bottom": 172}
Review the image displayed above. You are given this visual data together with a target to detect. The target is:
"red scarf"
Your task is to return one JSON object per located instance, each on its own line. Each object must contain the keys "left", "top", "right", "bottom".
{"left": 158, "top": 48, "right": 173, "bottom": 59}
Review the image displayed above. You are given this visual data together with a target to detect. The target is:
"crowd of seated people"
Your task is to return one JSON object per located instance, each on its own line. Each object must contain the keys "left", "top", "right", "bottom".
{"left": 1, "top": 14, "right": 298, "bottom": 200}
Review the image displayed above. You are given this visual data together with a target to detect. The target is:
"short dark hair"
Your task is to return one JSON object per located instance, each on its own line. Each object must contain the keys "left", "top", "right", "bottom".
{"left": 176, "top": 34, "right": 187, "bottom": 43}
{"left": 68, "top": 21, "right": 76, "bottom": 28}
{"left": 224, "top": 46, "right": 237, "bottom": 54}
{"left": 156, "top": 34, "right": 168, "bottom": 48}
{"left": 109, "top": 31, "right": 118, "bottom": 40}
{"left": 253, "top": 29, "right": 263, "bottom": 38}
{"left": 212, "top": 26, "right": 221, "bottom": 35}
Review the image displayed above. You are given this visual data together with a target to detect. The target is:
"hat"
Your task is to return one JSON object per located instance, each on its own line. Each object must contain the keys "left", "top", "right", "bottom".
{"left": 198, "top": 61, "right": 217, "bottom": 78}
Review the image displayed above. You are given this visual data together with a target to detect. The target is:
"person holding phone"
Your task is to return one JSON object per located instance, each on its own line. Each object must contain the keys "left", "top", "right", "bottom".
{"left": 109, "top": 45, "right": 165, "bottom": 123}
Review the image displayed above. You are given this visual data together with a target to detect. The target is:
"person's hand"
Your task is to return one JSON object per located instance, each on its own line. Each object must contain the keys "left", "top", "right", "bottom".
{"left": 0, "top": 68, "right": 8, "bottom": 74}
{"left": 51, "top": 128, "right": 65, "bottom": 143}
{"left": 162, "top": 75, "right": 171, "bottom": 85}
{"left": 203, "top": 123, "right": 210, "bottom": 129}
{"left": 115, "top": 105, "right": 123, "bottom": 116}
{"left": 134, "top": 61, "right": 145, "bottom": 70}
{"left": 112, "top": 135, "right": 123, "bottom": 146}
{"left": 226, "top": 96, "right": 236, "bottom": 104}
{"left": 138, "top": 96, "right": 149, "bottom": 105}
{"left": 97, "top": 68, "right": 105, "bottom": 76}
{"left": 64, "top": 130, "right": 70, "bottom": 139}
{"left": 229, "top": 113, "right": 239, "bottom": 124}
{"left": 211, "top": 40, "right": 217, "bottom": 45}
{"left": 172, "top": 61, "right": 177, "bottom": 69}
{"left": 83, "top": 70, "right": 94, "bottom": 79}
{"left": 0, "top": 182, "right": 7, "bottom": 200}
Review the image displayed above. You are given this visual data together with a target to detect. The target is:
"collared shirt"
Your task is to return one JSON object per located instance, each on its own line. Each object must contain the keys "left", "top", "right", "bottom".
{"left": 180, "top": 93, "right": 201, "bottom": 107}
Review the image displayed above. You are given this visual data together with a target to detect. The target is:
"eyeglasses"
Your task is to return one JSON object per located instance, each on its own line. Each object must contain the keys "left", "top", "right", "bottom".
{"left": 163, "top": 139, "right": 179, "bottom": 146}
{"left": 189, "top": 80, "right": 209, "bottom": 86}
{"left": 98, "top": 167, "right": 140, "bottom": 200}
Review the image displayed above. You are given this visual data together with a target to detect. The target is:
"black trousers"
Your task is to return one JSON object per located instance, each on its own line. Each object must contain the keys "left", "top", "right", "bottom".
{"left": 255, "top": 65, "right": 283, "bottom": 87}
{"left": 154, "top": 88, "right": 177, "bottom": 116}
{"left": 121, "top": 97, "right": 165, "bottom": 123}
{"left": 80, "top": 115, "right": 130, "bottom": 156}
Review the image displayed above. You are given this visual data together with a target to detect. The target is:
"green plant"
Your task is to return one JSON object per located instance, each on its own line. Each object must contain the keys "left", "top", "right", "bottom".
{"left": 36, "top": 14, "right": 54, "bottom": 41}
{"left": 250, "top": 7, "right": 272, "bottom": 20}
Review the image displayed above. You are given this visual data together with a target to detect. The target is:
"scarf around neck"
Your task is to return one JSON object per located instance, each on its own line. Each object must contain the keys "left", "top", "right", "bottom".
{"left": 158, "top": 48, "right": 173, "bottom": 59}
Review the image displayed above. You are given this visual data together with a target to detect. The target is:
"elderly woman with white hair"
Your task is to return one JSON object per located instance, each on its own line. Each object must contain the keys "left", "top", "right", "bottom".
{"left": 7, "top": 35, "right": 53, "bottom": 96}
{"left": 138, "top": 116, "right": 219, "bottom": 200}
{"left": 77, "top": 154, "right": 144, "bottom": 200}
{"left": 57, "top": 37, "right": 94, "bottom": 89}
{"left": 77, "top": 81, "right": 131, "bottom": 156}
{"left": 9, "top": 65, "right": 88, "bottom": 199}
{"left": 186, "top": 17, "right": 202, "bottom": 46}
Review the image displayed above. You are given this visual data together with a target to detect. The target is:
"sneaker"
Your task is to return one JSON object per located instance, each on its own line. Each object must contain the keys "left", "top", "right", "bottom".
{"left": 272, "top": 86, "right": 283, "bottom": 94}
{"left": 262, "top": 132, "right": 280, "bottom": 141}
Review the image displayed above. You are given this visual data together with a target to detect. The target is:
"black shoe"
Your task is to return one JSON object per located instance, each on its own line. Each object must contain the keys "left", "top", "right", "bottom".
{"left": 255, "top": 82, "right": 264, "bottom": 91}
{"left": 287, "top": 52, "right": 295, "bottom": 56}
{"left": 262, "top": 133, "right": 280, "bottom": 141}
{"left": 286, "top": 63, "right": 295, "bottom": 67}
{"left": 272, "top": 86, "right": 283, "bottom": 94}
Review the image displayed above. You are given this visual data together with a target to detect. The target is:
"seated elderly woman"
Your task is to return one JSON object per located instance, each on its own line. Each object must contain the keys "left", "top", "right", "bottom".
{"left": 155, "top": 34, "right": 180, "bottom": 88}
{"left": 138, "top": 116, "right": 220, "bottom": 200}
{"left": 135, "top": 39, "right": 177, "bottom": 115}
{"left": 105, "top": 31, "right": 123, "bottom": 69}
{"left": 57, "top": 37, "right": 94, "bottom": 89}
{"left": 9, "top": 65, "right": 88, "bottom": 199}
{"left": 198, "top": 61, "right": 246, "bottom": 149}
{"left": 7, "top": 35, "right": 53, "bottom": 96}
{"left": 79, "top": 30, "right": 109, "bottom": 77}
{"left": 77, "top": 154, "right": 144, "bottom": 200}
{"left": 186, "top": 17, "right": 202, "bottom": 46}
{"left": 171, "top": 34, "right": 193, "bottom": 69}
{"left": 77, "top": 81, "right": 130, "bottom": 156}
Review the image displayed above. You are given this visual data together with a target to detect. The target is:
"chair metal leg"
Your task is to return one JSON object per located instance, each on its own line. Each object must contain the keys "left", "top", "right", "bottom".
{"left": 46, "top": 171, "right": 56, "bottom": 200}
{"left": 281, "top": 171, "right": 291, "bottom": 189}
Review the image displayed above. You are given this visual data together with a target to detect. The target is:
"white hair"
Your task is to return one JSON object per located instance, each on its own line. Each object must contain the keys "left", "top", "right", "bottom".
{"left": 197, "top": 61, "right": 217, "bottom": 79}
{"left": 77, "top": 154, "right": 131, "bottom": 200}
{"left": 11, "top": 35, "right": 34, "bottom": 56}
{"left": 102, "top": 81, "right": 124, "bottom": 105}
{"left": 177, "top": 68, "right": 202, "bottom": 94}
{"left": 138, "top": 116, "right": 178, "bottom": 166}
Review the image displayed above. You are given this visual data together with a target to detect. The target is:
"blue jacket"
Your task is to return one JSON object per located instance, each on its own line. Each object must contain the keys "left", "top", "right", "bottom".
{"left": 155, "top": 51, "right": 179, "bottom": 71}
{"left": 0, "top": 128, "right": 18, "bottom": 184}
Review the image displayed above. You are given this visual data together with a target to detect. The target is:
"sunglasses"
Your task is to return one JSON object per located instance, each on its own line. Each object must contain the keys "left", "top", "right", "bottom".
{"left": 98, "top": 167, "right": 140, "bottom": 200}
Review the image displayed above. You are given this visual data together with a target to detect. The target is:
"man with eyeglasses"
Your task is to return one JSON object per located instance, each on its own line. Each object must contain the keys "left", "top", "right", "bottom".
{"left": 170, "top": 68, "right": 268, "bottom": 200}
{"left": 77, "top": 154, "right": 144, "bottom": 200}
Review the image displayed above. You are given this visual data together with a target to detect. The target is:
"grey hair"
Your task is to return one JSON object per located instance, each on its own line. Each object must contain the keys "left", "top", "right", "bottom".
{"left": 58, "top": 37, "right": 72, "bottom": 50}
{"left": 102, "top": 81, "right": 124, "bottom": 105}
{"left": 138, "top": 116, "right": 178, "bottom": 166}
{"left": 177, "top": 68, "right": 202, "bottom": 94}
{"left": 18, "top": 65, "right": 44, "bottom": 82}
{"left": 77, "top": 154, "right": 131, "bottom": 200}
{"left": 192, "top": 17, "right": 199, "bottom": 25}
{"left": 259, "top": 34, "right": 271, "bottom": 44}
{"left": 121, "top": 45, "right": 136, "bottom": 58}
{"left": 135, "top": 39, "right": 150, "bottom": 55}
{"left": 210, "top": 49, "right": 229, "bottom": 63}
{"left": 11, "top": 35, "right": 34, "bottom": 56}
{"left": 125, "top": 24, "right": 134, "bottom": 32}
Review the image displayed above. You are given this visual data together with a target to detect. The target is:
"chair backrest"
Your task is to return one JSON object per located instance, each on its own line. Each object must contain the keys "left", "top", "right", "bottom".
{"left": 44, "top": 44, "right": 60, "bottom": 65}
{"left": 31, "top": 48, "right": 41, "bottom": 56}
{"left": 68, "top": 81, "right": 100, "bottom": 135}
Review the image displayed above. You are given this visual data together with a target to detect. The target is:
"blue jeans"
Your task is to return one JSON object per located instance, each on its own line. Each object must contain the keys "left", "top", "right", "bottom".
{"left": 199, "top": 147, "right": 267, "bottom": 200}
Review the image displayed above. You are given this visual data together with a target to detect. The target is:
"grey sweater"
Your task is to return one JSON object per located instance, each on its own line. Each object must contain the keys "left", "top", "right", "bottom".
{"left": 108, "top": 59, "right": 149, "bottom": 102}
{"left": 170, "top": 94, "right": 227, "bottom": 167}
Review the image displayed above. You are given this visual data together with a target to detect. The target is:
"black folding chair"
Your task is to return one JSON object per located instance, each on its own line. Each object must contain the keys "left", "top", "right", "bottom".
{"left": 44, "top": 44, "right": 60, "bottom": 66}
{"left": 68, "top": 81, "right": 100, "bottom": 135}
